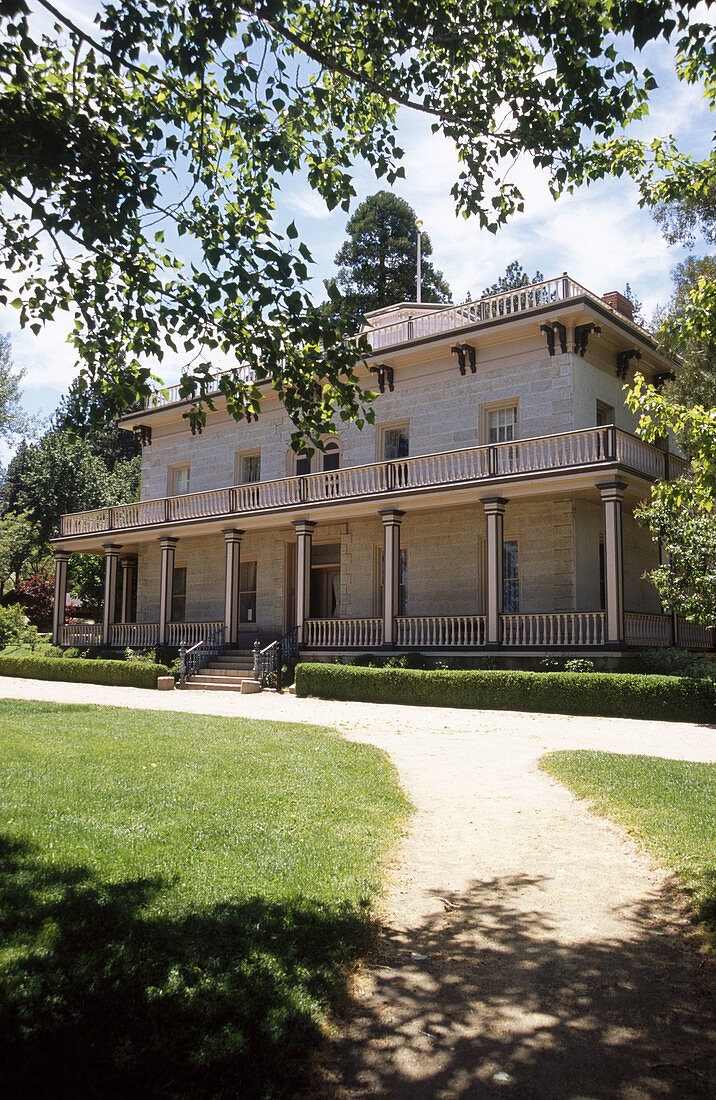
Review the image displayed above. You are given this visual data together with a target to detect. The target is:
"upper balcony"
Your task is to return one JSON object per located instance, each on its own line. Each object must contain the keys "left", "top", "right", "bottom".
{"left": 58, "top": 426, "right": 686, "bottom": 540}
{"left": 139, "top": 275, "right": 649, "bottom": 412}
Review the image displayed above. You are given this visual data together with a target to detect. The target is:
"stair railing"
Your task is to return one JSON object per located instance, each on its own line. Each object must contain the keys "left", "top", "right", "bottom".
{"left": 257, "top": 626, "right": 299, "bottom": 689}
{"left": 179, "top": 624, "right": 226, "bottom": 686}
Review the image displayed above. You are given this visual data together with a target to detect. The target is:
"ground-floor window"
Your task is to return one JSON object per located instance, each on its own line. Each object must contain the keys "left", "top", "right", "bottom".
{"left": 239, "top": 560, "right": 257, "bottom": 623}
{"left": 599, "top": 538, "right": 606, "bottom": 610}
{"left": 503, "top": 540, "right": 519, "bottom": 612}
{"left": 171, "top": 566, "right": 187, "bottom": 621}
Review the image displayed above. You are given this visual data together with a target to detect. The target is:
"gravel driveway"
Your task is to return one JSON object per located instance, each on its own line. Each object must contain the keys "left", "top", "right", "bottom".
{"left": 1, "top": 677, "right": 714, "bottom": 1097}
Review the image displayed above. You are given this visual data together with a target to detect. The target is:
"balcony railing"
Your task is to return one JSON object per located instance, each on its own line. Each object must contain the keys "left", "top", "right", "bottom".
{"left": 59, "top": 428, "right": 688, "bottom": 538}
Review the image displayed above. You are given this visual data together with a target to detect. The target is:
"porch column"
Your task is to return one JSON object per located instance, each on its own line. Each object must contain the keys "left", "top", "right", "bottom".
{"left": 158, "top": 536, "right": 179, "bottom": 646}
{"left": 102, "top": 543, "right": 122, "bottom": 646}
{"left": 482, "top": 496, "right": 508, "bottom": 646}
{"left": 52, "top": 550, "right": 71, "bottom": 646}
{"left": 380, "top": 508, "right": 405, "bottom": 648}
{"left": 223, "top": 528, "right": 244, "bottom": 646}
{"left": 292, "top": 519, "right": 315, "bottom": 644}
{"left": 598, "top": 479, "right": 626, "bottom": 646}
{"left": 120, "top": 557, "right": 137, "bottom": 623}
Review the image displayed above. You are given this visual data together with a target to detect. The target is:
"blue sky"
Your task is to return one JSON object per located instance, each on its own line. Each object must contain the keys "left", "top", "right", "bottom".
{"left": 1, "top": 7, "right": 713, "bottom": 456}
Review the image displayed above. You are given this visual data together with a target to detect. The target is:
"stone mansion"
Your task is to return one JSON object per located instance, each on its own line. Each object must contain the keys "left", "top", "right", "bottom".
{"left": 51, "top": 275, "right": 714, "bottom": 661}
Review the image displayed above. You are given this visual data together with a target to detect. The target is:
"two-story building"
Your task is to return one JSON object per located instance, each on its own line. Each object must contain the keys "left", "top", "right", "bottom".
{"left": 51, "top": 275, "right": 714, "bottom": 666}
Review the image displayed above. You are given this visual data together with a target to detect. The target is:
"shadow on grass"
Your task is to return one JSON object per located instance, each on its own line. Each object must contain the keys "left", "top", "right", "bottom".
{"left": 333, "top": 874, "right": 716, "bottom": 1098}
{"left": 0, "top": 834, "right": 369, "bottom": 1098}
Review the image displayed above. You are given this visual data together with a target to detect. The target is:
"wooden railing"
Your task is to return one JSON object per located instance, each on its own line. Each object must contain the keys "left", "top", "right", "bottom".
{"left": 146, "top": 364, "right": 255, "bottom": 409}
{"left": 60, "top": 428, "right": 686, "bottom": 537}
{"left": 396, "top": 615, "right": 486, "bottom": 647}
{"left": 501, "top": 612, "right": 605, "bottom": 646}
{"left": 109, "top": 622, "right": 160, "bottom": 647}
{"left": 304, "top": 618, "right": 383, "bottom": 648}
{"left": 624, "top": 612, "right": 673, "bottom": 647}
{"left": 676, "top": 618, "right": 714, "bottom": 650}
{"left": 166, "top": 621, "right": 224, "bottom": 647}
{"left": 59, "top": 623, "right": 102, "bottom": 646}
{"left": 364, "top": 276, "right": 578, "bottom": 350}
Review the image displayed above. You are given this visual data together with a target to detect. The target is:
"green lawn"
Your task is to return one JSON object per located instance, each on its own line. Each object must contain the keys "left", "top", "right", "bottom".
{"left": 541, "top": 751, "right": 716, "bottom": 946}
{"left": 0, "top": 700, "right": 410, "bottom": 1098}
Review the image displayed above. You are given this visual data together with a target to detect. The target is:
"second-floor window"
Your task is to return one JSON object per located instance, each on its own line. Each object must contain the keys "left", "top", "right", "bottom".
{"left": 383, "top": 423, "right": 409, "bottom": 460}
{"left": 168, "top": 464, "right": 190, "bottom": 496}
{"left": 596, "top": 401, "right": 614, "bottom": 426}
{"left": 488, "top": 407, "right": 517, "bottom": 444}
{"left": 238, "top": 452, "right": 261, "bottom": 483}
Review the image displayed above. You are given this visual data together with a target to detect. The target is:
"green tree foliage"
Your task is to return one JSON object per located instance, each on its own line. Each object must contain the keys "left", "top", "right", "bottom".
{"left": 54, "top": 377, "right": 140, "bottom": 469}
{"left": 3, "top": 431, "right": 141, "bottom": 542}
{"left": 654, "top": 172, "right": 716, "bottom": 246}
{"left": 0, "top": 334, "right": 32, "bottom": 442}
{"left": 0, "top": 510, "right": 45, "bottom": 595}
{"left": 1, "top": 2, "right": 713, "bottom": 439}
{"left": 327, "top": 192, "right": 451, "bottom": 330}
{"left": 658, "top": 255, "right": 716, "bottom": 407}
{"left": 626, "top": 376, "right": 716, "bottom": 625}
{"left": 482, "top": 262, "right": 544, "bottom": 296}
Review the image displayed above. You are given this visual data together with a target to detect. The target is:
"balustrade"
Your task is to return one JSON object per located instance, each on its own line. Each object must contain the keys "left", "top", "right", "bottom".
{"left": 396, "top": 615, "right": 486, "bottom": 647}
{"left": 59, "top": 623, "right": 102, "bottom": 646}
{"left": 303, "top": 618, "right": 383, "bottom": 648}
{"left": 108, "top": 622, "right": 160, "bottom": 647}
{"left": 166, "top": 621, "right": 224, "bottom": 647}
{"left": 676, "top": 618, "right": 715, "bottom": 650}
{"left": 60, "top": 427, "right": 680, "bottom": 538}
{"left": 624, "top": 612, "right": 673, "bottom": 647}
{"left": 501, "top": 612, "right": 605, "bottom": 646}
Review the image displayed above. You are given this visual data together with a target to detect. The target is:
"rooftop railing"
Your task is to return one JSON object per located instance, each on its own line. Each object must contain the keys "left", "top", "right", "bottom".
{"left": 59, "top": 427, "right": 687, "bottom": 538}
{"left": 141, "top": 275, "right": 645, "bottom": 410}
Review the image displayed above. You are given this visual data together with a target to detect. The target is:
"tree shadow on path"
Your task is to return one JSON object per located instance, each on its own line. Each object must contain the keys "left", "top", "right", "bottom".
{"left": 330, "top": 873, "right": 715, "bottom": 1098}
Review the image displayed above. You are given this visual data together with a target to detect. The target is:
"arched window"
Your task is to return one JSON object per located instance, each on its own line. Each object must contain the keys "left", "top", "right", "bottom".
{"left": 296, "top": 448, "right": 311, "bottom": 476}
{"left": 323, "top": 440, "right": 340, "bottom": 471}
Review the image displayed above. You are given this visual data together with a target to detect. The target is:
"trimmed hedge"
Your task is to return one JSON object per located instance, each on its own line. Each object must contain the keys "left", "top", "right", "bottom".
{"left": 295, "top": 663, "right": 716, "bottom": 723}
{"left": 0, "top": 654, "right": 172, "bottom": 690}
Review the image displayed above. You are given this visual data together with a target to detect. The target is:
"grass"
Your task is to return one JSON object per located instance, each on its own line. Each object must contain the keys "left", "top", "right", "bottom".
{"left": 0, "top": 700, "right": 410, "bottom": 1098}
{"left": 541, "top": 751, "right": 716, "bottom": 947}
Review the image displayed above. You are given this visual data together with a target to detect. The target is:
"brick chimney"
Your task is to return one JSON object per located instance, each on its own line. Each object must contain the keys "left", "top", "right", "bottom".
{"left": 602, "top": 291, "right": 634, "bottom": 322}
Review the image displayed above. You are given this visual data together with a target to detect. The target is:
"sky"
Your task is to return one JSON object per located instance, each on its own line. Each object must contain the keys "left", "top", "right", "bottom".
{"left": 1, "top": 5, "right": 714, "bottom": 461}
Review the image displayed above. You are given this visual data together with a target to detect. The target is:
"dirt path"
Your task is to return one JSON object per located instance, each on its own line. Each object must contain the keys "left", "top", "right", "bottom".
{"left": 1, "top": 678, "right": 714, "bottom": 1096}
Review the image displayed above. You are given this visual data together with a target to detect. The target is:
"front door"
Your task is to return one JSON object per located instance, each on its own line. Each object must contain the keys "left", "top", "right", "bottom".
{"left": 310, "top": 565, "right": 340, "bottom": 618}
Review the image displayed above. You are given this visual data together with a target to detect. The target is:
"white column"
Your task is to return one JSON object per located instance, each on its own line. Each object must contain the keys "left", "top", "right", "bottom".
{"left": 158, "top": 536, "right": 179, "bottom": 646}
{"left": 598, "top": 479, "right": 626, "bottom": 646}
{"left": 482, "top": 496, "right": 508, "bottom": 646}
{"left": 380, "top": 508, "right": 405, "bottom": 648}
{"left": 292, "top": 519, "right": 315, "bottom": 644}
{"left": 102, "top": 543, "right": 122, "bottom": 646}
{"left": 120, "top": 557, "right": 136, "bottom": 623}
{"left": 52, "top": 550, "right": 71, "bottom": 645}
{"left": 223, "top": 528, "right": 244, "bottom": 646}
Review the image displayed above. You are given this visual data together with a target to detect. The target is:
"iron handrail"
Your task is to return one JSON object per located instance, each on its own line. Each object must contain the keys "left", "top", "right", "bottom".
{"left": 179, "top": 624, "right": 226, "bottom": 685}
{"left": 256, "top": 626, "right": 299, "bottom": 689}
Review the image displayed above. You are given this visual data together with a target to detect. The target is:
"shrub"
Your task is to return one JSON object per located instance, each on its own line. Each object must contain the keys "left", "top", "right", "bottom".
{"left": 564, "top": 658, "right": 596, "bottom": 674}
{"left": 633, "top": 646, "right": 716, "bottom": 680}
{"left": 295, "top": 664, "right": 715, "bottom": 723}
{"left": 0, "top": 604, "right": 36, "bottom": 649}
{"left": 0, "top": 655, "right": 172, "bottom": 689}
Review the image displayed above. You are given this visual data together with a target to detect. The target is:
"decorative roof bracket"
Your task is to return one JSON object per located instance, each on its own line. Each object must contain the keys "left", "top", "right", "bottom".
{"left": 369, "top": 364, "right": 395, "bottom": 393}
{"left": 539, "top": 322, "right": 567, "bottom": 356}
{"left": 616, "top": 349, "right": 642, "bottom": 380}
{"left": 451, "top": 343, "right": 476, "bottom": 375}
{"left": 574, "top": 323, "right": 601, "bottom": 357}
{"left": 132, "top": 424, "right": 152, "bottom": 447}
